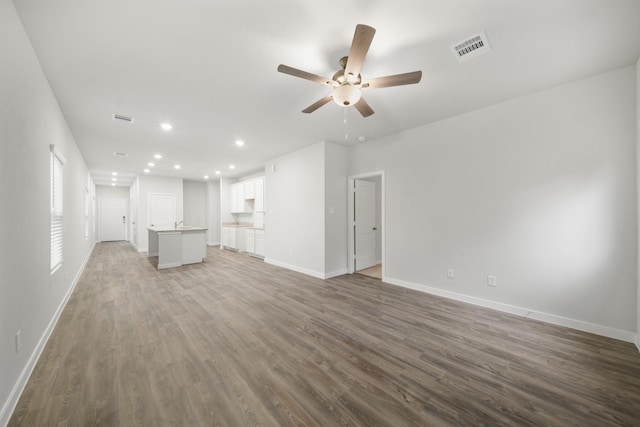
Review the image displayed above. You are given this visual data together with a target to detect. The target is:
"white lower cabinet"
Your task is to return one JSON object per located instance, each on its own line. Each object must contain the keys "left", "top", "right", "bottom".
{"left": 254, "top": 229, "right": 265, "bottom": 257}
{"left": 246, "top": 228, "right": 255, "bottom": 253}
{"left": 245, "top": 228, "right": 264, "bottom": 258}
{"left": 222, "top": 227, "right": 229, "bottom": 247}
{"left": 222, "top": 226, "right": 248, "bottom": 251}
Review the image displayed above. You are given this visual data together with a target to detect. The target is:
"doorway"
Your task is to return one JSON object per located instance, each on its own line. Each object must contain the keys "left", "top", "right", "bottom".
{"left": 348, "top": 172, "right": 384, "bottom": 279}
{"left": 99, "top": 198, "right": 127, "bottom": 241}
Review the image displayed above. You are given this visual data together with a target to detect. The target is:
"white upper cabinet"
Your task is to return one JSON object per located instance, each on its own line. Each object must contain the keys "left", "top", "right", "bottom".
{"left": 254, "top": 178, "right": 264, "bottom": 212}
{"left": 230, "top": 182, "right": 247, "bottom": 213}
{"left": 244, "top": 180, "right": 255, "bottom": 200}
{"left": 231, "top": 177, "right": 264, "bottom": 213}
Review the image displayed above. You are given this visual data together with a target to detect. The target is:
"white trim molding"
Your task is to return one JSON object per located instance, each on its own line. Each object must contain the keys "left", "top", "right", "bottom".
{"left": 384, "top": 276, "right": 637, "bottom": 344}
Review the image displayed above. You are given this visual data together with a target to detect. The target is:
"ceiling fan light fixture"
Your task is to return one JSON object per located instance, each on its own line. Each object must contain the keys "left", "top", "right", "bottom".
{"left": 333, "top": 84, "right": 361, "bottom": 107}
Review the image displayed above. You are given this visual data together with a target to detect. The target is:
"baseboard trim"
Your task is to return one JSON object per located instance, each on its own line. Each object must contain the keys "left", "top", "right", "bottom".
{"left": 384, "top": 276, "right": 636, "bottom": 344}
{"left": 1, "top": 242, "right": 96, "bottom": 427}
{"left": 158, "top": 261, "right": 181, "bottom": 269}
{"left": 264, "top": 258, "right": 325, "bottom": 279}
{"left": 263, "top": 259, "right": 348, "bottom": 280}
{"left": 635, "top": 335, "right": 640, "bottom": 353}
{"left": 324, "top": 268, "right": 348, "bottom": 279}
{"left": 207, "top": 241, "right": 220, "bottom": 247}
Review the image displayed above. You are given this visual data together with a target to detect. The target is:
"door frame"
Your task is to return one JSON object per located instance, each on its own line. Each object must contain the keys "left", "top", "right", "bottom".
{"left": 347, "top": 171, "right": 385, "bottom": 277}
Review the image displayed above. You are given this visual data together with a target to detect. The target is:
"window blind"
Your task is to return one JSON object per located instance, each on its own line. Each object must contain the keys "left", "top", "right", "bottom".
{"left": 50, "top": 145, "right": 65, "bottom": 273}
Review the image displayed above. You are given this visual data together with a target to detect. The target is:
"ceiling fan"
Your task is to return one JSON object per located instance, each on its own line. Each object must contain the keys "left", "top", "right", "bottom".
{"left": 277, "top": 24, "right": 422, "bottom": 117}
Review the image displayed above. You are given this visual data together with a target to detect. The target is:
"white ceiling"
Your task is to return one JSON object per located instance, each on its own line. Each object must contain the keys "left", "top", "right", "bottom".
{"left": 12, "top": 0, "right": 640, "bottom": 187}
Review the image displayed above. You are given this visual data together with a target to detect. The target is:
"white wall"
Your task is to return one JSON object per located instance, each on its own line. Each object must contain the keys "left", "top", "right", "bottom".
{"left": 183, "top": 180, "right": 206, "bottom": 228}
{"left": 135, "top": 175, "right": 183, "bottom": 252}
{"left": 349, "top": 66, "right": 638, "bottom": 340}
{"left": 0, "top": 0, "right": 95, "bottom": 423}
{"left": 264, "top": 141, "right": 347, "bottom": 278}
{"left": 95, "top": 185, "right": 130, "bottom": 241}
{"left": 206, "top": 180, "right": 221, "bottom": 245}
{"left": 324, "top": 142, "right": 348, "bottom": 277}
{"left": 265, "top": 142, "right": 326, "bottom": 276}
{"left": 637, "top": 58, "right": 640, "bottom": 350}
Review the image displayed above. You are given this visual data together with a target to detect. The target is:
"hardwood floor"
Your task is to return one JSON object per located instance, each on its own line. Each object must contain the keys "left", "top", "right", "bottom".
{"left": 356, "top": 263, "right": 382, "bottom": 280}
{"left": 9, "top": 242, "right": 640, "bottom": 426}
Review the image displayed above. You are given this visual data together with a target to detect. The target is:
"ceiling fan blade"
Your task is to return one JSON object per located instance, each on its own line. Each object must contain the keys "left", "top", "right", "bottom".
{"left": 362, "top": 71, "right": 422, "bottom": 89}
{"left": 354, "top": 97, "right": 374, "bottom": 117}
{"left": 277, "top": 64, "right": 332, "bottom": 86}
{"left": 344, "top": 24, "right": 376, "bottom": 79}
{"left": 302, "top": 94, "right": 333, "bottom": 113}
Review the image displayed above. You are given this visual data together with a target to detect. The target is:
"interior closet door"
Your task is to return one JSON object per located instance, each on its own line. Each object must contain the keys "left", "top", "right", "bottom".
{"left": 354, "top": 179, "right": 376, "bottom": 271}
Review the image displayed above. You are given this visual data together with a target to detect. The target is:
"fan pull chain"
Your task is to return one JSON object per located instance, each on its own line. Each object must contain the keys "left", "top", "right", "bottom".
{"left": 344, "top": 108, "right": 349, "bottom": 140}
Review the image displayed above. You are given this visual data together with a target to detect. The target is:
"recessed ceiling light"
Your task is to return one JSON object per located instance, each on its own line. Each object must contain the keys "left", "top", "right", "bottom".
{"left": 160, "top": 123, "right": 173, "bottom": 131}
{"left": 144, "top": 169, "right": 150, "bottom": 173}
{"left": 112, "top": 177, "right": 117, "bottom": 181}
{"left": 174, "top": 164, "right": 181, "bottom": 169}
{"left": 111, "top": 183, "right": 116, "bottom": 186}
{"left": 112, "top": 172, "right": 118, "bottom": 176}
{"left": 229, "top": 164, "right": 235, "bottom": 169}
{"left": 154, "top": 153, "right": 163, "bottom": 159}
{"left": 204, "top": 175, "right": 209, "bottom": 180}
{"left": 235, "top": 140, "right": 245, "bottom": 147}
{"left": 215, "top": 171, "right": 221, "bottom": 175}
{"left": 148, "top": 162, "right": 155, "bottom": 167}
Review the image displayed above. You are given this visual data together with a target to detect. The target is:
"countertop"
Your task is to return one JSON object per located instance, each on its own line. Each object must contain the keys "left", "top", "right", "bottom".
{"left": 148, "top": 226, "right": 208, "bottom": 232}
{"left": 222, "top": 222, "right": 264, "bottom": 230}
{"left": 222, "top": 222, "right": 252, "bottom": 228}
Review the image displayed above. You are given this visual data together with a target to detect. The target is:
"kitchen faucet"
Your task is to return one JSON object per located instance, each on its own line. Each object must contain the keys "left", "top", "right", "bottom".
{"left": 175, "top": 220, "right": 184, "bottom": 228}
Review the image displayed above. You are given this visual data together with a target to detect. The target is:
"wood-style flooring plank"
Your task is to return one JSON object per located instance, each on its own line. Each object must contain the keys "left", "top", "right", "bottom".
{"left": 8, "top": 242, "right": 640, "bottom": 426}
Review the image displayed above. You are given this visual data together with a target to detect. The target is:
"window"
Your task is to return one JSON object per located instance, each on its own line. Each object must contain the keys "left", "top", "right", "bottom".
{"left": 50, "top": 145, "right": 65, "bottom": 273}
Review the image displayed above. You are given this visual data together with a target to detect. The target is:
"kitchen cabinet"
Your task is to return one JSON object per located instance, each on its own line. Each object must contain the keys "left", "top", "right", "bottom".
{"left": 222, "top": 227, "right": 229, "bottom": 247}
{"left": 246, "top": 228, "right": 255, "bottom": 253}
{"left": 229, "top": 227, "right": 237, "bottom": 249}
{"left": 230, "top": 183, "right": 248, "bottom": 213}
{"left": 148, "top": 226, "right": 207, "bottom": 269}
{"left": 222, "top": 225, "right": 248, "bottom": 251}
{"left": 230, "top": 178, "right": 264, "bottom": 214}
{"left": 245, "top": 227, "right": 264, "bottom": 258}
{"left": 222, "top": 226, "right": 237, "bottom": 249}
{"left": 254, "top": 178, "right": 264, "bottom": 212}
{"left": 244, "top": 180, "right": 255, "bottom": 200}
{"left": 254, "top": 229, "right": 265, "bottom": 257}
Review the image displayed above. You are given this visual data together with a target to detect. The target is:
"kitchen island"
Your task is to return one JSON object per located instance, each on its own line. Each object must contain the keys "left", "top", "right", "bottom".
{"left": 148, "top": 226, "right": 208, "bottom": 269}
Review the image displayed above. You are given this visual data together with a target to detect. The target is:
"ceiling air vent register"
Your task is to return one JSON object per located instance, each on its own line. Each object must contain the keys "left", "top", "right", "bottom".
{"left": 112, "top": 113, "right": 134, "bottom": 123}
{"left": 451, "top": 32, "right": 490, "bottom": 63}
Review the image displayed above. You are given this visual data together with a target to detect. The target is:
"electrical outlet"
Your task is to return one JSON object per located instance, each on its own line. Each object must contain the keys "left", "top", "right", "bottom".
{"left": 447, "top": 269, "right": 454, "bottom": 279}
{"left": 487, "top": 275, "right": 497, "bottom": 287}
{"left": 16, "top": 330, "right": 21, "bottom": 352}
{"left": 290, "top": 249, "right": 295, "bottom": 258}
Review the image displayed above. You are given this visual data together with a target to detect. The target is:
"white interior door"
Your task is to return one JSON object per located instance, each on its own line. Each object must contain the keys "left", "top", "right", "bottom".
{"left": 355, "top": 179, "right": 376, "bottom": 271}
{"left": 99, "top": 199, "right": 127, "bottom": 241}
{"left": 149, "top": 193, "right": 176, "bottom": 228}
